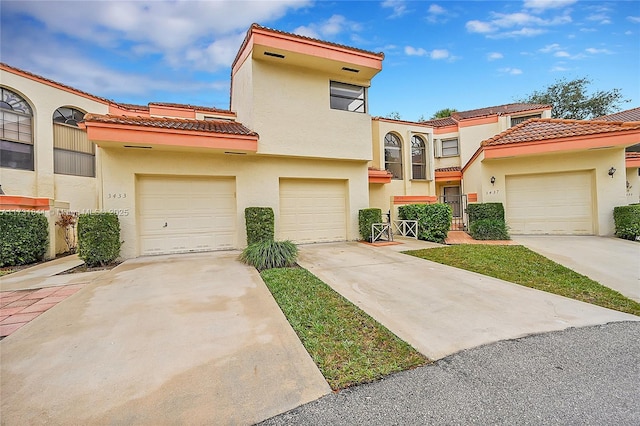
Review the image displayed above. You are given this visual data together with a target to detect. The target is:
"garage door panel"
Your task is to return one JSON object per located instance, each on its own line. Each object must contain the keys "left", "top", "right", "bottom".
{"left": 506, "top": 171, "right": 593, "bottom": 235}
{"left": 279, "top": 179, "right": 347, "bottom": 244}
{"left": 137, "top": 176, "right": 236, "bottom": 255}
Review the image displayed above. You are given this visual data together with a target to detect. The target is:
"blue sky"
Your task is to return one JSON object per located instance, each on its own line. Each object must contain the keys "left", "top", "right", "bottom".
{"left": 2, "top": 0, "right": 638, "bottom": 121}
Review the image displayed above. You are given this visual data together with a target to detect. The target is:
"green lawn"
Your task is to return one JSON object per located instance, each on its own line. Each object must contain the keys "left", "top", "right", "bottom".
{"left": 405, "top": 245, "right": 640, "bottom": 317}
{"left": 261, "top": 267, "right": 428, "bottom": 390}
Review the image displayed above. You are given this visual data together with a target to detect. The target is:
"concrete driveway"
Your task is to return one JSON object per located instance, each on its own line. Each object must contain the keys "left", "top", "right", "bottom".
{"left": 298, "top": 241, "right": 638, "bottom": 360}
{"left": 513, "top": 236, "right": 640, "bottom": 302}
{"left": 0, "top": 252, "right": 330, "bottom": 425}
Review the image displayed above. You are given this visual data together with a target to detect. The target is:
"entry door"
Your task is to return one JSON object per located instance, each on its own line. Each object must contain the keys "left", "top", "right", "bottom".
{"left": 443, "top": 186, "right": 461, "bottom": 217}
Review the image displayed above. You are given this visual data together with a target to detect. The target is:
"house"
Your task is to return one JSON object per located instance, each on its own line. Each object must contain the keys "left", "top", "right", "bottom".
{"left": 1, "top": 24, "right": 638, "bottom": 260}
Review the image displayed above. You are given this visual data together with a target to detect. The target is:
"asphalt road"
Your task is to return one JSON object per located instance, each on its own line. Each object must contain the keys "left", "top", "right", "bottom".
{"left": 259, "top": 321, "right": 640, "bottom": 425}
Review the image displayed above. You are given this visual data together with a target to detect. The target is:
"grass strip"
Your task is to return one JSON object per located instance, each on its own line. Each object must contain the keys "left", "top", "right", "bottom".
{"left": 261, "top": 267, "right": 428, "bottom": 390}
{"left": 405, "top": 245, "right": 640, "bottom": 317}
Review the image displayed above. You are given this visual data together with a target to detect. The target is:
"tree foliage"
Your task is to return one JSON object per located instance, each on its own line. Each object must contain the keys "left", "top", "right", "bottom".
{"left": 430, "top": 108, "right": 457, "bottom": 119}
{"left": 518, "top": 77, "right": 629, "bottom": 120}
{"left": 386, "top": 111, "right": 402, "bottom": 120}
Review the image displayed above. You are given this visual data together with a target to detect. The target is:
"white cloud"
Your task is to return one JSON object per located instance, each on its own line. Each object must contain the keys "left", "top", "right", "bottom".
{"left": 2, "top": 0, "right": 311, "bottom": 71}
{"left": 551, "top": 65, "right": 570, "bottom": 72}
{"left": 585, "top": 47, "right": 612, "bottom": 54}
{"left": 539, "top": 43, "right": 563, "bottom": 53}
{"left": 467, "top": 9, "right": 570, "bottom": 38}
{"left": 524, "top": 0, "right": 577, "bottom": 12}
{"left": 382, "top": 0, "right": 409, "bottom": 19}
{"left": 625, "top": 30, "right": 633, "bottom": 35}
{"left": 430, "top": 49, "right": 450, "bottom": 60}
{"left": 499, "top": 67, "right": 523, "bottom": 75}
{"left": 627, "top": 16, "right": 640, "bottom": 24}
{"left": 487, "top": 52, "right": 504, "bottom": 60}
{"left": 405, "top": 46, "right": 428, "bottom": 56}
{"left": 426, "top": 4, "right": 449, "bottom": 23}
{"left": 466, "top": 20, "right": 496, "bottom": 33}
{"left": 587, "top": 13, "right": 611, "bottom": 24}
{"left": 554, "top": 51, "right": 571, "bottom": 57}
{"left": 294, "top": 15, "right": 361, "bottom": 39}
{"left": 428, "top": 4, "right": 446, "bottom": 15}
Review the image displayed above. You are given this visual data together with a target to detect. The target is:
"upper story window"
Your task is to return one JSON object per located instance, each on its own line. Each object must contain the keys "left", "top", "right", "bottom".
{"left": 330, "top": 81, "right": 366, "bottom": 113}
{"left": 53, "top": 107, "right": 95, "bottom": 177}
{"left": 1, "top": 87, "right": 34, "bottom": 170}
{"left": 384, "top": 132, "right": 403, "bottom": 179}
{"left": 510, "top": 114, "right": 541, "bottom": 127}
{"left": 441, "top": 138, "right": 459, "bottom": 157}
{"left": 411, "top": 135, "right": 426, "bottom": 180}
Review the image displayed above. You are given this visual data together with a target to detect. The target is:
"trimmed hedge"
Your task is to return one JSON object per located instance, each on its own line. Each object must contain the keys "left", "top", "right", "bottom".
{"left": 398, "top": 203, "right": 451, "bottom": 244}
{"left": 359, "top": 208, "right": 382, "bottom": 242}
{"left": 77, "top": 213, "right": 122, "bottom": 267}
{"left": 467, "top": 202, "right": 505, "bottom": 223}
{"left": 0, "top": 211, "right": 48, "bottom": 267}
{"left": 245, "top": 207, "right": 275, "bottom": 245}
{"left": 613, "top": 204, "right": 640, "bottom": 241}
{"left": 469, "top": 219, "right": 511, "bottom": 240}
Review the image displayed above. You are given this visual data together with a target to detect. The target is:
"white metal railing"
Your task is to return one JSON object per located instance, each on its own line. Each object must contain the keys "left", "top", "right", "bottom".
{"left": 371, "top": 223, "right": 392, "bottom": 243}
{"left": 393, "top": 220, "right": 418, "bottom": 239}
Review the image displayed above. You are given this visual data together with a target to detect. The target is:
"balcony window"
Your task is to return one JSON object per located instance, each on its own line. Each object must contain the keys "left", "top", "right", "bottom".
{"left": 384, "top": 132, "right": 403, "bottom": 179}
{"left": 53, "top": 107, "right": 95, "bottom": 177}
{"left": 1, "top": 87, "right": 33, "bottom": 170}
{"left": 411, "top": 135, "right": 426, "bottom": 180}
{"left": 441, "top": 138, "right": 459, "bottom": 157}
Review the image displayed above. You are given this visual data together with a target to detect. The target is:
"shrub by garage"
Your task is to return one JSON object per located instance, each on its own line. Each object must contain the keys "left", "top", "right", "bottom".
{"left": 613, "top": 204, "right": 640, "bottom": 241}
{"left": 0, "top": 211, "right": 48, "bottom": 267}
{"left": 77, "top": 213, "right": 122, "bottom": 267}
{"left": 398, "top": 203, "right": 451, "bottom": 244}
{"left": 358, "top": 208, "right": 382, "bottom": 242}
{"left": 467, "top": 202, "right": 510, "bottom": 240}
{"left": 467, "top": 202, "right": 505, "bottom": 223}
{"left": 245, "top": 207, "right": 275, "bottom": 244}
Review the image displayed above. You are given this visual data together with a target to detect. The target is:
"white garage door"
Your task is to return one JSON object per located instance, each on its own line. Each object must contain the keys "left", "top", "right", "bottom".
{"left": 137, "top": 176, "right": 236, "bottom": 255}
{"left": 506, "top": 171, "right": 594, "bottom": 235}
{"left": 279, "top": 179, "right": 347, "bottom": 244}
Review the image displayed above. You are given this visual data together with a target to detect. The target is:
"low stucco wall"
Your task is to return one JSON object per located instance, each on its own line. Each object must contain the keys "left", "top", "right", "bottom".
{"left": 99, "top": 148, "right": 369, "bottom": 259}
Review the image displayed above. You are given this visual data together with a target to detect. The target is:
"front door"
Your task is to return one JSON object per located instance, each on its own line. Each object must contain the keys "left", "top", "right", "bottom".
{"left": 443, "top": 186, "right": 461, "bottom": 217}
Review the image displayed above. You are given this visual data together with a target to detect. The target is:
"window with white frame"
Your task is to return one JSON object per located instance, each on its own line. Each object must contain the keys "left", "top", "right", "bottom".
{"left": 411, "top": 135, "right": 426, "bottom": 180}
{"left": 384, "top": 132, "right": 403, "bottom": 179}
{"left": 53, "top": 107, "right": 95, "bottom": 177}
{"left": 441, "top": 138, "right": 459, "bottom": 156}
{"left": 1, "top": 87, "right": 34, "bottom": 170}
{"left": 330, "top": 81, "right": 366, "bottom": 113}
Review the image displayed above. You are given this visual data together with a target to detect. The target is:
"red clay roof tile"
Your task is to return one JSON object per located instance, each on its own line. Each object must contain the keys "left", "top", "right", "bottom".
{"left": 83, "top": 114, "right": 257, "bottom": 137}
{"left": 595, "top": 107, "right": 640, "bottom": 122}
{"left": 148, "top": 102, "right": 233, "bottom": 114}
{"left": 482, "top": 118, "right": 640, "bottom": 147}
{"left": 435, "top": 166, "right": 461, "bottom": 172}
{"left": 453, "top": 103, "right": 550, "bottom": 120}
{"left": 420, "top": 117, "right": 458, "bottom": 127}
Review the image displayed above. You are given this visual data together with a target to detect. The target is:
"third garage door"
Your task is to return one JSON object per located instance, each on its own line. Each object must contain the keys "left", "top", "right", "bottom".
{"left": 279, "top": 179, "right": 347, "bottom": 244}
{"left": 505, "top": 171, "right": 594, "bottom": 235}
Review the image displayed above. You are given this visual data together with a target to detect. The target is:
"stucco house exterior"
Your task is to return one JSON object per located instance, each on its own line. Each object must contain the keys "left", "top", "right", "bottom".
{"left": 1, "top": 24, "right": 639, "bottom": 259}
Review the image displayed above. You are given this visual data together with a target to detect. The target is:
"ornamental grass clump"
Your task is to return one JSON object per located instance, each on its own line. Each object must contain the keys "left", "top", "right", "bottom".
{"left": 240, "top": 240, "right": 298, "bottom": 271}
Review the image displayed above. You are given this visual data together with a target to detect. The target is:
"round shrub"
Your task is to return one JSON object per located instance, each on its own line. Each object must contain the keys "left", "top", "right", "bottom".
{"left": 359, "top": 208, "right": 383, "bottom": 242}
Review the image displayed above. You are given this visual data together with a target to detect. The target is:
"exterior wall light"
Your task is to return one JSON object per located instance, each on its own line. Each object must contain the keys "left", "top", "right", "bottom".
{"left": 490, "top": 176, "right": 496, "bottom": 185}
{"left": 608, "top": 167, "right": 616, "bottom": 178}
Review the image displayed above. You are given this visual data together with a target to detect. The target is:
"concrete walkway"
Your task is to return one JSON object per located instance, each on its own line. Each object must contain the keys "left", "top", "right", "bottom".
{"left": 513, "top": 236, "right": 640, "bottom": 302}
{"left": 298, "top": 242, "right": 638, "bottom": 360}
{"left": 1, "top": 252, "right": 330, "bottom": 425}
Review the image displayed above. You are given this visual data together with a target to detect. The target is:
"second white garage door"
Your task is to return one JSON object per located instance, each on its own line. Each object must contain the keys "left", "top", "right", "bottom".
{"left": 279, "top": 179, "right": 347, "bottom": 244}
{"left": 505, "top": 171, "right": 594, "bottom": 235}
{"left": 137, "top": 176, "right": 236, "bottom": 255}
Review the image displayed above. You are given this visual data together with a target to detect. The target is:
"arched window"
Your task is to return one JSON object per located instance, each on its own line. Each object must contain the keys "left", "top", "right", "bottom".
{"left": 384, "top": 132, "right": 403, "bottom": 180}
{"left": 411, "top": 135, "right": 426, "bottom": 180}
{"left": 53, "top": 106, "right": 95, "bottom": 177}
{"left": 1, "top": 87, "right": 34, "bottom": 170}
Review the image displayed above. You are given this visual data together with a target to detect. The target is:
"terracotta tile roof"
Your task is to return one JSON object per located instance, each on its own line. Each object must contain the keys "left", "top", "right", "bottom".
{"left": 420, "top": 117, "right": 457, "bottom": 127}
{"left": 594, "top": 107, "right": 640, "bottom": 122}
{"left": 453, "top": 103, "right": 551, "bottom": 120}
{"left": 482, "top": 118, "right": 640, "bottom": 147}
{"left": 1, "top": 62, "right": 112, "bottom": 105}
{"left": 148, "top": 102, "right": 233, "bottom": 114}
{"left": 435, "top": 166, "right": 461, "bottom": 172}
{"left": 117, "top": 103, "right": 150, "bottom": 111}
{"left": 233, "top": 23, "right": 384, "bottom": 69}
{"left": 83, "top": 114, "right": 257, "bottom": 136}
